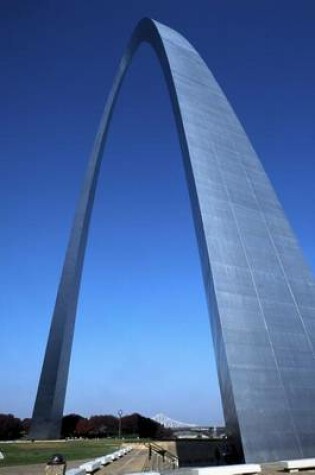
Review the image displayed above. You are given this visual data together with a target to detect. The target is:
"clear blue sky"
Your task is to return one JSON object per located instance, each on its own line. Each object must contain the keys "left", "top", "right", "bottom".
{"left": 1, "top": 0, "right": 315, "bottom": 426}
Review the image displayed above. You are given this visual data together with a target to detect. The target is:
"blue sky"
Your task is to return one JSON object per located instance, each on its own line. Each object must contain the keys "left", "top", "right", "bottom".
{"left": 1, "top": 1, "right": 315, "bottom": 425}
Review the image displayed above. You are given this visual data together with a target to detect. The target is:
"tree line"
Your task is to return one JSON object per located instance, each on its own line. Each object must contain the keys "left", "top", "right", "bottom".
{"left": 0, "top": 413, "right": 173, "bottom": 440}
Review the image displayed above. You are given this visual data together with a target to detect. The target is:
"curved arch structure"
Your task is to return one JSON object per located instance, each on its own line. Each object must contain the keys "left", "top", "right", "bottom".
{"left": 30, "top": 18, "right": 315, "bottom": 462}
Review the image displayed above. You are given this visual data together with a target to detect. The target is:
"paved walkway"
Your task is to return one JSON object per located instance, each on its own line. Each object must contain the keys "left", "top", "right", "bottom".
{"left": 4, "top": 449, "right": 315, "bottom": 475}
{"left": 0, "top": 448, "right": 147, "bottom": 475}
{"left": 98, "top": 449, "right": 147, "bottom": 475}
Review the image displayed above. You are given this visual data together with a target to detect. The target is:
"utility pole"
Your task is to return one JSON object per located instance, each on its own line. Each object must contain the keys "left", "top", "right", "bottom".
{"left": 118, "top": 409, "right": 123, "bottom": 439}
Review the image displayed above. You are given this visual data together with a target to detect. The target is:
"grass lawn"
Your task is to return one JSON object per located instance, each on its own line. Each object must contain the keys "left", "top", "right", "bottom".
{"left": 0, "top": 439, "right": 123, "bottom": 467}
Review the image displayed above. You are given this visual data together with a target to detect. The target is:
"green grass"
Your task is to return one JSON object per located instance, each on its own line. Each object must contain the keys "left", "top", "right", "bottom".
{"left": 0, "top": 439, "right": 124, "bottom": 467}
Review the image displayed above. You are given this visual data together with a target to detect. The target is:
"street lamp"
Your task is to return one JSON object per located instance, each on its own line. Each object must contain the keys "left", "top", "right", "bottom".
{"left": 118, "top": 409, "right": 123, "bottom": 439}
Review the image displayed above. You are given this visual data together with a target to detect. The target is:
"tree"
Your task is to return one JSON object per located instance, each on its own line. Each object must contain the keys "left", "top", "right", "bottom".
{"left": 0, "top": 414, "right": 22, "bottom": 440}
{"left": 121, "top": 413, "right": 165, "bottom": 438}
{"left": 74, "top": 415, "right": 118, "bottom": 438}
{"left": 61, "top": 414, "right": 84, "bottom": 438}
{"left": 21, "top": 418, "right": 31, "bottom": 437}
{"left": 75, "top": 418, "right": 90, "bottom": 437}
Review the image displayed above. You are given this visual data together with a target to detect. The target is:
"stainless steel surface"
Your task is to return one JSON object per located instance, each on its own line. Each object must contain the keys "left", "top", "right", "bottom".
{"left": 30, "top": 18, "right": 315, "bottom": 463}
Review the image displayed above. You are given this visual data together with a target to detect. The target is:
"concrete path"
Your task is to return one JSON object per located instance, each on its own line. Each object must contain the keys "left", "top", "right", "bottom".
{"left": 0, "top": 448, "right": 147, "bottom": 475}
{"left": 99, "top": 449, "right": 147, "bottom": 475}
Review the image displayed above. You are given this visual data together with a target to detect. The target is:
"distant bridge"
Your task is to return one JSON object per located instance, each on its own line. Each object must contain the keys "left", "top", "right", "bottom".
{"left": 152, "top": 413, "right": 209, "bottom": 430}
{"left": 152, "top": 413, "right": 197, "bottom": 428}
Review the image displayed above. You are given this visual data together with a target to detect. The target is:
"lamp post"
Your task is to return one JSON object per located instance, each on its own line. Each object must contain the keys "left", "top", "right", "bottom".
{"left": 118, "top": 409, "right": 123, "bottom": 440}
